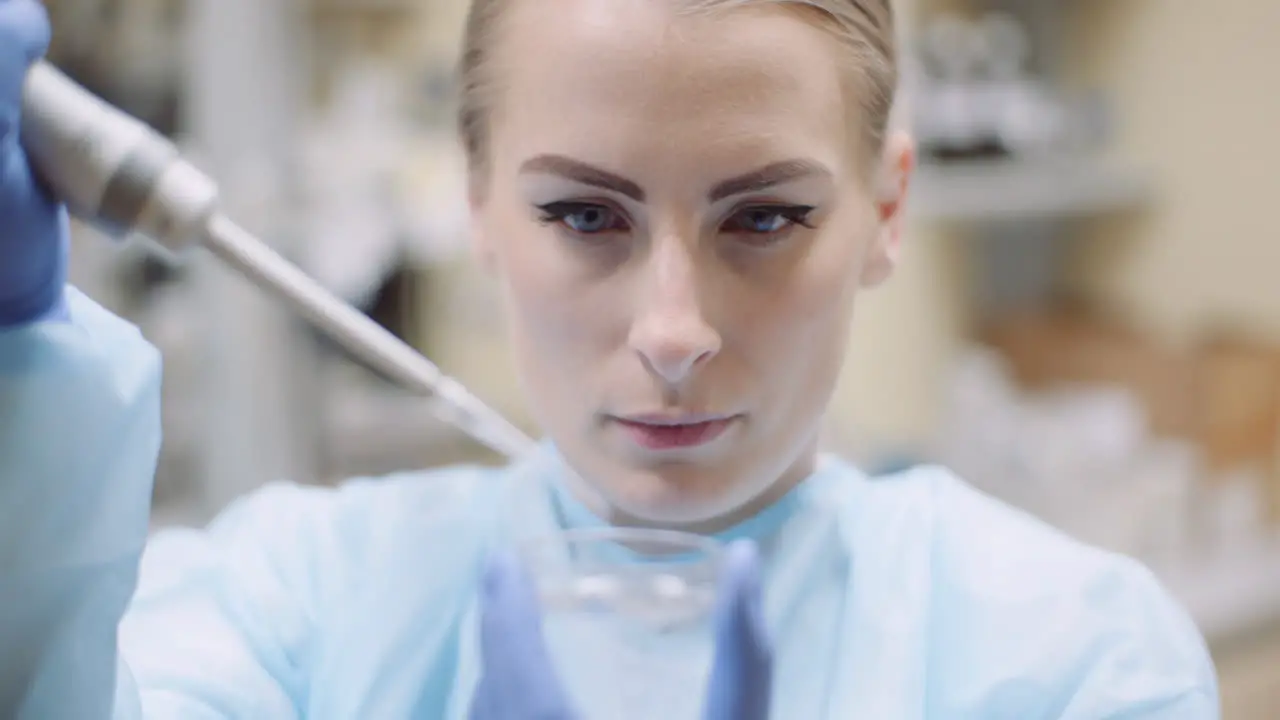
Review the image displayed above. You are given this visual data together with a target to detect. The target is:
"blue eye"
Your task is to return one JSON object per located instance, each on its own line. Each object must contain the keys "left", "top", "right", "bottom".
{"left": 722, "top": 205, "right": 816, "bottom": 238}
{"left": 536, "top": 202, "right": 627, "bottom": 235}
{"left": 744, "top": 209, "right": 787, "bottom": 233}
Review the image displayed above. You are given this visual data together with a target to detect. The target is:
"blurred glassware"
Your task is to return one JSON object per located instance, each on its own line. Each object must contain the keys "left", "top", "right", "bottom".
{"left": 975, "top": 11, "right": 1066, "bottom": 156}
{"left": 519, "top": 528, "right": 724, "bottom": 720}
{"left": 917, "top": 14, "right": 994, "bottom": 157}
{"left": 912, "top": 12, "right": 1077, "bottom": 160}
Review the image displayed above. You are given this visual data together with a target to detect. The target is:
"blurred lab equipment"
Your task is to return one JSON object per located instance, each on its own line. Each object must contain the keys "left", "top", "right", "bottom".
{"left": 935, "top": 309, "right": 1280, "bottom": 646}
{"left": 43, "top": 0, "right": 184, "bottom": 134}
{"left": 297, "top": 60, "right": 411, "bottom": 309}
{"left": 912, "top": 11, "right": 1070, "bottom": 160}
{"left": 519, "top": 528, "right": 723, "bottom": 720}
{"left": 19, "top": 59, "right": 535, "bottom": 460}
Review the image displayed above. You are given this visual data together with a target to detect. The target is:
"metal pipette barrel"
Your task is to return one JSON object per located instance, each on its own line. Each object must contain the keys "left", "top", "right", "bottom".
{"left": 202, "top": 215, "right": 536, "bottom": 458}
{"left": 20, "top": 60, "right": 536, "bottom": 460}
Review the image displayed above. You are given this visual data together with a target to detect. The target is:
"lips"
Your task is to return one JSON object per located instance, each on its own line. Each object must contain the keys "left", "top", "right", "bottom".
{"left": 614, "top": 415, "right": 735, "bottom": 451}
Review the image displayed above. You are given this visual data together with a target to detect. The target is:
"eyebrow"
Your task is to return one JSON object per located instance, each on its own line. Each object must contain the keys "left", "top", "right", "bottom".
{"left": 708, "top": 159, "right": 832, "bottom": 202}
{"left": 519, "top": 155, "right": 831, "bottom": 204}
{"left": 520, "top": 155, "right": 646, "bottom": 201}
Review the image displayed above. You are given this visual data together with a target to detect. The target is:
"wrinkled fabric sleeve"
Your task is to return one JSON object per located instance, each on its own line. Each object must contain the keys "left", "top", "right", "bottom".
{"left": 1101, "top": 689, "right": 1218, "bottom": 719}
{"left": 0, "top": 288, "right": 308, "bottom": 719}
{"left": 918, "top": 468, "right": 1221, "bottom": 720}
{"left": 1057, "top": 563, "right": 1220, "bottom": 720}
{"left": 116, "top": 481, "right": 332, "bottom": 719}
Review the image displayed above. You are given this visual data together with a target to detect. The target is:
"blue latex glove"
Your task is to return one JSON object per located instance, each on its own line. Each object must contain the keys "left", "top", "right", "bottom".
{"left": 472, "top": 539, "right": 772, "bottom": 720}
{"left": 0, "top": 0, "right": 68, "bottom": 328}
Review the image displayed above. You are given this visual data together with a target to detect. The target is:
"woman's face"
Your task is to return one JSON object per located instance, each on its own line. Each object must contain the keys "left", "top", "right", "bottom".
{"left": 471, "top": 0, "right": 912, "bottom": 530}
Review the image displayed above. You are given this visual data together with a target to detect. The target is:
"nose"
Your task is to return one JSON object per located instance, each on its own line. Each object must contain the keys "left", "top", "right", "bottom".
{"left": 627, "top": 236, "right": 722, "bottom": 385}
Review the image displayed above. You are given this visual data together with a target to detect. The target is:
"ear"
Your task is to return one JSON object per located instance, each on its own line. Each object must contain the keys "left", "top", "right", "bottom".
{"left": 859, "top": 130, "right": 915, "bottom": 289}
{"left": 469, "top": 173, "right": 498, "bottom": 273}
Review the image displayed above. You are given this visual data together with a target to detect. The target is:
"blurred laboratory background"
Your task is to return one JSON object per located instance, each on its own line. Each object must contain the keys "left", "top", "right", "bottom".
{"left": 42, "top": 0, "right": 1279, "bottom": 715}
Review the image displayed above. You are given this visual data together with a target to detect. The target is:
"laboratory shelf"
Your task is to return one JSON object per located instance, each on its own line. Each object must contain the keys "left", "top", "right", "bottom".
{"left": 910, "top": 157, "right": 1152, "bottom": 223}
{"left": 310, "top": 0, "right": 418, "bottom": 15}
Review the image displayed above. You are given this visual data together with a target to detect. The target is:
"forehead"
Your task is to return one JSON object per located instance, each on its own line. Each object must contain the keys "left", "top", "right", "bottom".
{"left": 489, "top": 0, "right": 853, "bottom": 182}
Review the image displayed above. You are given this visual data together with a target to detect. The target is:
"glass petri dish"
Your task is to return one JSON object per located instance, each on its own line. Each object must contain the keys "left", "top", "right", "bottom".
{"left": 518, "top": 527, "right": 723, "bottom": 720}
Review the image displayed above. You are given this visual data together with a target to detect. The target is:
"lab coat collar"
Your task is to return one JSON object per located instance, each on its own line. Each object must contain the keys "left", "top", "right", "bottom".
{"left": 529, "top": 439, "right": 843, "bottom": 546}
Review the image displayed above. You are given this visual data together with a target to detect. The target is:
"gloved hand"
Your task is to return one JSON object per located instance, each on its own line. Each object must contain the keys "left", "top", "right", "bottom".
{"left": 0, "top": 0, "right": 68, "bottom": 328}
{"left": 471, "top": 539, "right": 772, "bottom": 720}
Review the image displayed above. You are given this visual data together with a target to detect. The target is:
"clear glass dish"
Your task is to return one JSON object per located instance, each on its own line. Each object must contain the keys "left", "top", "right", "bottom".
{"left": 519, "top": 527, "right": 723, "bottom": 719}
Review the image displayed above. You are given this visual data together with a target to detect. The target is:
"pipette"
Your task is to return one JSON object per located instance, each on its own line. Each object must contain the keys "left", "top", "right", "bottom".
{"left": 20, "top": 60, "right": 537, "bottom": 460}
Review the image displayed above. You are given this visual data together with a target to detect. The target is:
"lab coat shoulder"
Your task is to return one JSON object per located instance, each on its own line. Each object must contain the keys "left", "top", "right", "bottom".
{"left": 1, "top": 287, "right": 163, "bottom": 717}
{"left": 0, "top": 286, "right": 162, "bottom": 571}
{"left": 136, "top": 460, "right": 507, "bottom": 627}
{"left": 870, "top": 465, "right": 1219, "bottom": 718}
{"left": 124, "top": 464, "right": 506, "bottom": 716}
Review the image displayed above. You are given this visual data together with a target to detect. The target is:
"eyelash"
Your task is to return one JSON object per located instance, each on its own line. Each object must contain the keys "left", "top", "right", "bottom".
{"left": 535, "top": 201, "right": 817, "bottom": 245}
{"left": 536, "top": 202, "right": 629, "bottom": 236}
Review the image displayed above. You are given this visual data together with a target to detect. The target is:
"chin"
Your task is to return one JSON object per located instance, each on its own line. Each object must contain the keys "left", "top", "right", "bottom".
{"left": 605, "top": 466, "right": 742, "bottom": 528}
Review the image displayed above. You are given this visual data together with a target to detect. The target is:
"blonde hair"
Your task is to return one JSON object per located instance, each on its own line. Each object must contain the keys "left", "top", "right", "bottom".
{"left": 457, "top": 0, "right": 897, "bottom": 173}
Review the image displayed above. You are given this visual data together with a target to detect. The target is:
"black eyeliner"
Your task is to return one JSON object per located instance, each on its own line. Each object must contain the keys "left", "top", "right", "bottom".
{"left": 780, "top": 204, "right": 817, "bottom": 228}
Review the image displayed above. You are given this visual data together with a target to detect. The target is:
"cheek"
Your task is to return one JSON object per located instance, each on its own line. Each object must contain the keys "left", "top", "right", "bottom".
{"left": 770, "top": 269, "right": 856, "bottom": 364}
{"left": 738, "top": 231, "right": 865, "bottom": 398}
{"left": 488, "top": 209, "right": 619, "bottom": 374}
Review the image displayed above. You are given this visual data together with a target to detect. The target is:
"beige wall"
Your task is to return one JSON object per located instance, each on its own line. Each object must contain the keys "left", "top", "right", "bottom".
{"left": 827, "top": 222, "right": 970, "bottom": 458}
{"left": 1217, "top": 630, "right": 1280, "bottom": 720}
{"left": 1067, "top": 0, "right": 1280, "bottom": 345}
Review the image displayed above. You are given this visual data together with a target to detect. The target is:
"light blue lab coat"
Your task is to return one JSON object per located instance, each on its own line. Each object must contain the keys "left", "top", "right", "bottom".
{"left": 0, "top": 288, "right": 1220, "bottom": 719}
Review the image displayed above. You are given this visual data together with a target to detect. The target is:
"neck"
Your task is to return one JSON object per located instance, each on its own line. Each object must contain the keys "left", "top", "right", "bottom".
{"left": 597, "top": 439, "right": 821, "bottom": 537}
